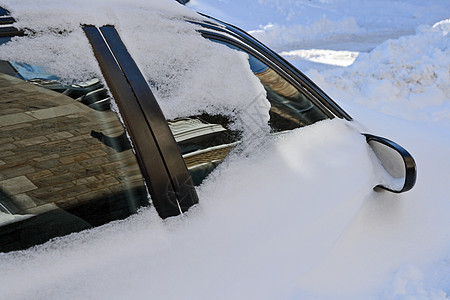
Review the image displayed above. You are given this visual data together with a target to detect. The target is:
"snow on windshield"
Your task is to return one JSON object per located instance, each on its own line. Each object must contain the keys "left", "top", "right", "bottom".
{"left": 0, "top": 0, "right": 270, "bottom": 137}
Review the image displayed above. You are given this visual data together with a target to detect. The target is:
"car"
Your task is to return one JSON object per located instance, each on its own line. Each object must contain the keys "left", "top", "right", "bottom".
{"left": 0, "top": 2, "right": 416, "bottom": 252}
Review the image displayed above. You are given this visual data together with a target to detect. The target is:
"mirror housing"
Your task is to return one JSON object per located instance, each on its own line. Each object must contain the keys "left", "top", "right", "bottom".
{"left": 364, "top": 134, "right": 417, "bottom": 193}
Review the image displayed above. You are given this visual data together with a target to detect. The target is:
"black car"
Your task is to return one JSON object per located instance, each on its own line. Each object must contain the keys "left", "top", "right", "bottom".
{"left": 0, "top": 4, "right": 416, "bottom": 252}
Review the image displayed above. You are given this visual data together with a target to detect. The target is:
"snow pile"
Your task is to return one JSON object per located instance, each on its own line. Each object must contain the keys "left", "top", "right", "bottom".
{"left": 249, "top": 17, "right": 362, "bottom": 49}
{"left": 280, "top": 48, "right": 359, "bottom": 67}
{"left": 0, "top": 119, "right": 380, "bottom": 300}
{"left": 308, "top": 19, "right": 450, "bottom": 123}
{"left": 0, "top": 0, "right": 270, "bottom": 137}
{"left": 188, "top": 0, "right": 450, "bottom": 51}
{"left": 337, "top": 100, "right": 450, "bottom": 300}
{"left": 191, "top": 0, "right": 366, "bottom": 50}
{"left": 383, "top": 264, "right": 448, "bottom": 299}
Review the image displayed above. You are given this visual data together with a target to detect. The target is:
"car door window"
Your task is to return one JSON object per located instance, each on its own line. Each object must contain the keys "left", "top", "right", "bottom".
{"left": 210, "top": 39, "right": 328, "bottom": 131}
{"left": 169, "top": 114, "right": 240, "bottom": 186}
{"left": 171, "top": 39, "right": 330, "bottom": 186}
{"left": 0, "top": 69, "right": 149, "bottom": 252}
{"left": 248, "top": 55, "right": 328, "bottom": 131}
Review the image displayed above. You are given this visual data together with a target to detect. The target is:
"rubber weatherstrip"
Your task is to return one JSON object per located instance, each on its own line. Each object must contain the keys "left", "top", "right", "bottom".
{"left": 83, "top": 25, "right": 198, "bottom": 218}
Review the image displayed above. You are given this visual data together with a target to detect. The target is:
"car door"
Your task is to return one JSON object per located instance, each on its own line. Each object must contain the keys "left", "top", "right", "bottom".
{"left": 0, "top": 22, "right": 197, "bottom": 251}
{"left": 0, "top": 13, "right": 416, "bottom": 252}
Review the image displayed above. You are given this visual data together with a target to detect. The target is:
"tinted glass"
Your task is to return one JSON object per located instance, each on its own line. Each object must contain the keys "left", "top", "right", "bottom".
{"left": 169, "top": 114, "right": 240, "bottom": 186}
{"left": 214, "top": 40, "right": 328, "bottom": 131}
{"left": 0, "top": 70, "right": 148, "bottom": 252}
{"left": 247, "top": 55, "right": 328, "bottom": 131}
{"left": 0, "top": 7, "right": 9, "bottom": 16}
{"left": 173, "top": 40, "right": 329, "bottom": 185}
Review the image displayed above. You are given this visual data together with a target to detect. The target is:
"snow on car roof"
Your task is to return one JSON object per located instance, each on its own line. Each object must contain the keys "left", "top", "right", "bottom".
{"left": 0, "top": 0, "right": 270, "bottom": 138}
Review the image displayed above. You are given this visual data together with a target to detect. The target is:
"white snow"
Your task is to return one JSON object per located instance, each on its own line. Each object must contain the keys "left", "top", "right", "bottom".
{"left": 1, "top": 120, "right": 380, "bottom": 300}
{"left": 306, "top": 19, "right": 450, "bottom": 124}
{"left": 188, "top": 0, "right": 450, "bottom": 51}
{"left": 1, "top": 0, "right": 450, "bottom": 299}
{"left": 0, "top": 0, "right": 270, "bottom": 137}
{"left": 280, "top": 49, "right": 359, "bottom": 67}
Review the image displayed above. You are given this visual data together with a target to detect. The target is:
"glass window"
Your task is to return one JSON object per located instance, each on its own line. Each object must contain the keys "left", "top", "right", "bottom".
{"left": 172, "top": 40, "right": 329, "bottom": 186}
{"left": 0, "top": 68, "right": 149, "bottom": 252}
{"left": 209, "top": 39, "right": 328, "bottom": 131}
{"left": 169, "top": 114, "right": 240, "bottom": 186}
{"left": 247, "top": 55, "right": 328, "bottom": 131}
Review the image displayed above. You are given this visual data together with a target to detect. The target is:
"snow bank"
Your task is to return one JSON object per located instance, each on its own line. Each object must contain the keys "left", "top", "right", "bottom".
{"left": 308, "top": 19, "right": 450, "bottom": 124}
{"left": 188, "top": 0, "right": 450, "bottom": 51}
{"left": 249, "top": 17, "right": 362, "bottom": 50}
{"left": 334, "top": 105, "right": 450, "bottom": 300}
{"left": 280, "top": 48, "right": 359, "bottom": 67}
{"left": 3, "top": 114, "right": 446, "bottom": 300}
{"left": 0, "top": 119, "right": 380, "bottom": 300}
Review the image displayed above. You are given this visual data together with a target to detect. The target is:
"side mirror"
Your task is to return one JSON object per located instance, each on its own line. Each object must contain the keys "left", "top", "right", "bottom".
{"left": 364, "top": 134, "right": 417, "bottom": 193}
